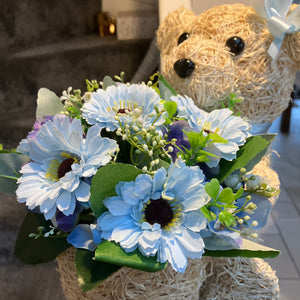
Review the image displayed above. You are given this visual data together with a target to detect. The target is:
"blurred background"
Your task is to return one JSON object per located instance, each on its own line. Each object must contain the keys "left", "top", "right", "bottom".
{"left": 0, "top": 0, "right": 299, "bottom": 299}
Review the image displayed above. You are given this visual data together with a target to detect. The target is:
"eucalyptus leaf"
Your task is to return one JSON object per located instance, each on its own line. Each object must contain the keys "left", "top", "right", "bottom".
{"left": 36, "top": 88, "right": 67, "bottom": 118}
{"left": 75, "top": 249, "right": 121, "bottom": 292}
{"left": 158, "top": 73, "right": 177, "bottom": 100}
{"left": 90, "top": 163, "right": 143, "bottom": 217}
{"left": 102, "top": 75, "right": 117, "bottom": 90}
{"left": 0, "top": 153, "right": 29, "bottom": 194}
{"left": 204, "top": 238, "right": 280, "bottom": 258}
{"left": 15, "top": 212, "right": 70, "bottom": 264}
{"left": 218, "top": 135, "right": 275, "bottom": 183}
{"left": 95, "top": 240, "right": 167, "bottom": 272}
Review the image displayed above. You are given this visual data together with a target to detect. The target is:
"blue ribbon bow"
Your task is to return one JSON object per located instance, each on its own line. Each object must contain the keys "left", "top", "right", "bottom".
{"left": 254, "top": 0, "right": 300, "bottom": 60}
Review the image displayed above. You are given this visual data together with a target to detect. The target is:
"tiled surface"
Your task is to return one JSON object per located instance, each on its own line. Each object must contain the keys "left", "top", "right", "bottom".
{"left": 259, "top": 100, "right": 300, "bottom": 300}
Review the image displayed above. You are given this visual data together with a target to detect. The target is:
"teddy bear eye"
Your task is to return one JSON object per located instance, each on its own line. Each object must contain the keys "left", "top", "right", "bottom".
{"left": 178, "top": 33, "right": 190, "bottom": 45}
{"left": 226, "top": 36, "right": 245, "bottom": 56}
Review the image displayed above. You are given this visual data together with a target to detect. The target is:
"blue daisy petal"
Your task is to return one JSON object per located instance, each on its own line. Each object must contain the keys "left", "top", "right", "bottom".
{"left": 16, "top": 115, "right": 118, "bottom": 220}
{"left": 98, "top": 160, "right": 210, "bottom": 273}
{"left": 82, "top": 84, "right": 166, "bottom": 131}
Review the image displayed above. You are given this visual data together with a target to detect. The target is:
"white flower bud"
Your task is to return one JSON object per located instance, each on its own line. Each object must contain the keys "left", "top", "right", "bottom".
{"left": 237, "top": 219, "right": 244, "bottom": 224}
{"left": 251, "top": 220, "right": 258, "bottom": 227}
{"left": 244, "top": 215, "right": 251, "bottom": 221}
{"left": 168, "top": 146, "right": 174, "bottom": 153}
{"left": 250, "top": 233, "right": 258, "bottom": 239}
{"left": 142, "top": 166, "right": 148, "bottom": 173}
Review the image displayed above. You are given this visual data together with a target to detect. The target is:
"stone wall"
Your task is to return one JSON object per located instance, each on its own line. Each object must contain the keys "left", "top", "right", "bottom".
{"left": 0, "top": 1, "right": 154, "bottom": 299}
{"left": 0, "top": 0, "right": 152, "bottom": 148}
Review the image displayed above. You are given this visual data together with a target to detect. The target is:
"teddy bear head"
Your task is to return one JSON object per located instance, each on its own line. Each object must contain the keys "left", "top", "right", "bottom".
{"left": 157, "top": 3, "right": 300, "bottom": 124}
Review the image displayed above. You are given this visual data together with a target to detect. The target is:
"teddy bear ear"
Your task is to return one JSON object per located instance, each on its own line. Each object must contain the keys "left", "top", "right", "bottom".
{"left": 156, "top": 7, "right": 195, "bottom": 56}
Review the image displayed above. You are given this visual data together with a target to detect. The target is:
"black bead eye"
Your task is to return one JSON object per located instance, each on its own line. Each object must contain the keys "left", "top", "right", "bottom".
{"left": 178, "top": 32, "right": 190, "bottom": 45}
{"left": 226, "top": 36, "right": 245, "bottom": 56}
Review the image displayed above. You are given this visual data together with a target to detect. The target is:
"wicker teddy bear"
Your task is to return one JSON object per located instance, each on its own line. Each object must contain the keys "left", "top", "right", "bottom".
{"left": 156, "top": 2, "right": 300, "bottom": 299}
{"left": 157, "top": 3, "right": 300, "bottom": 126}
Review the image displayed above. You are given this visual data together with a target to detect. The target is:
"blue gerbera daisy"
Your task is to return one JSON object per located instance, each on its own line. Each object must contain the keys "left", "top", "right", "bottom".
{"left": 171, "top": 95, "right": 251, "bottom": 167}
{"left": 97, "top": 160, "right": 210, "bottom": 272}
{"left": 16, "top": 115, "right": 118, "bottom": 220}
{"left": 81, "top": 83, "right": 165, "bottom": 131}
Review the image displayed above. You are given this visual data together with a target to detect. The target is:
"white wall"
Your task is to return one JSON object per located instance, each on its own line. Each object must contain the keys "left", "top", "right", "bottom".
{"left": 102, "top": 0, "right": 158, "bottom": 17}
{"left": 192, "top": 0, "right": 253, "bottom": 14}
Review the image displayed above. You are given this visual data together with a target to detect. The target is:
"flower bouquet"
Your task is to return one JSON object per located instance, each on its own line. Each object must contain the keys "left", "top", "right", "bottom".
{"left": 0, "top": 73, "right": 280, "bottom": 299}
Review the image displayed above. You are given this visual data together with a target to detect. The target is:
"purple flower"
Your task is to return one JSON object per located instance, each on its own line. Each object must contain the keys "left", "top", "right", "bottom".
{"left": 167, "top": 120, "right": 191, "bottom": 162}
{"left": 55, "top": 204, "right": 83, "bottom": 232}
{"left": 28, "top": 116, "right": 53, "bottom": 140}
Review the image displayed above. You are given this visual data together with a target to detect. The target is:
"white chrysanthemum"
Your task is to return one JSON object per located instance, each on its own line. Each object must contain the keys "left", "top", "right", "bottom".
{"left": 16, "top": 115, "right": 118, "bottom": 220}
{"left": 172, "top": 95, "right": 251, "bottom": 167}
{"left": 81, "top": 84, "right": 165, "bottom": 131}
{"left": 98, "top": 160, "right": 210, "bottom": 272}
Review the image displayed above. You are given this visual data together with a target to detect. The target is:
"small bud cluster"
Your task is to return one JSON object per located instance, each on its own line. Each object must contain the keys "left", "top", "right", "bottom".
{"left": 29, "top": 225, "right": 66, "bottom": 239}
{"left": 114, "top": 109, "right": 174, "bottom": 173}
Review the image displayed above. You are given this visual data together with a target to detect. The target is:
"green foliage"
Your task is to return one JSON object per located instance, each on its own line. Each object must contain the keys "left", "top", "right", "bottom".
{"left": 219, "top": 93, "right": 242, "bottom": 115}
{"left": 218, "top": 211, "right": 236, "bottom": 227}
{"left": 205, "top": 178, "right": 220, "bottom": 200}
{"left": 163, "top": 101, "right": 177, "bottom": 120}
{"left": 90, "top": 163, "right": 143, "bottom": 217}
{"left": 150, "top": 72, "right": 177, "bottom": 101}
{"left": 181, "top": 130, "right": 227, "bottom": 166}
{"left": 204, "top": 179, "right": 246, "bottom": 228}
{"left": 102, "top": 75, "right": 117, "bottom": 90}
{"left": 0, "top": 153, "right": 29, "bottom": 194}
{"left": 15, "top": 212, "right": 70, "bottom": 264}
{"left": 95, "top": 241, "right": 167, "bottom": 272}
{"left": 75, "top": 249, "right": 121, "bottom": 292}
{"left": 114, "top": 71, "right": 126, "bottom": 83}
{"left": 218, "top": 188, "right": 234, "bottom": 204}
{"left": 218, "top": 135, "right": 276, "bottom": 183}
{"left": 86, "top": 79, "right": 100, "bottom": 92}
{"left": 201, "top": 206, "right": 217, "bottom": 222}
{"left": 36, "top": 88, "right": 67, "bottom": 118}
{"left": 204, "top": 238, "right": 280, "bottom": 258}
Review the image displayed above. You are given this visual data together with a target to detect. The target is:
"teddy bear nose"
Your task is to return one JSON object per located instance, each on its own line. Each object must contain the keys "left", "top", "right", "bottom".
{"left": 173, "top": 59, "right": 195, "bottom": 78}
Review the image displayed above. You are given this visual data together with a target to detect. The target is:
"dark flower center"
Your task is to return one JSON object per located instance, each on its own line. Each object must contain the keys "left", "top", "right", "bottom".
{"left": 144, "top": 198, "right": 174, "bottom": 228}
{"left": 117, "top": 108, "right": 131, "bottom": 114}
{"left": 58, "top": 158, "right": 74, "bottom": 179}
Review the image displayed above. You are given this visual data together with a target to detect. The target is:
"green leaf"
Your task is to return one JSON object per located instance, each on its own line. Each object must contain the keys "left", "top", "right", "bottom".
{"left": 205, "top": 178, "right": 220, "bottom": 200}
{"left": 218, "top": 211, "right": 236, "bottom": 227}
{"left": 208, "top": 133, "right": 228, "bottom": 144}
{"left": 234, "top": 186, "right": 244, "bottom": 200}
{"left": 90, "top": 163, "right": 143, "bottom": 217}
{"left": 201, "top": 206, "right": 216, "bottom": 222}
{"left": 218, "top": 135, "right": 275, "bottom": 183}
{"left": 75, "top": 249, "right": 121, "bottom": 292}
{"left": 15, "top": 212, "right": 70, "bottom": 264}
{"left": 36, "top": 88, "right": 67, "bottom": 118}
{"left": 244, "top": 134, "right": 276, "bottom": 171}
{"left": 0, "top": 153, "right": 29, "bottom": 194}
{"left": 204, "top": 238, "right": 280, "bottom": 258}
{"left": 163, "top": 101, "right": 177, "bottom": 119}
{"left": 95, "top": 241, "right": 167, "bottom": 272}
{"left": 218, "top": 187, "right": 234, "bottom": 203}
